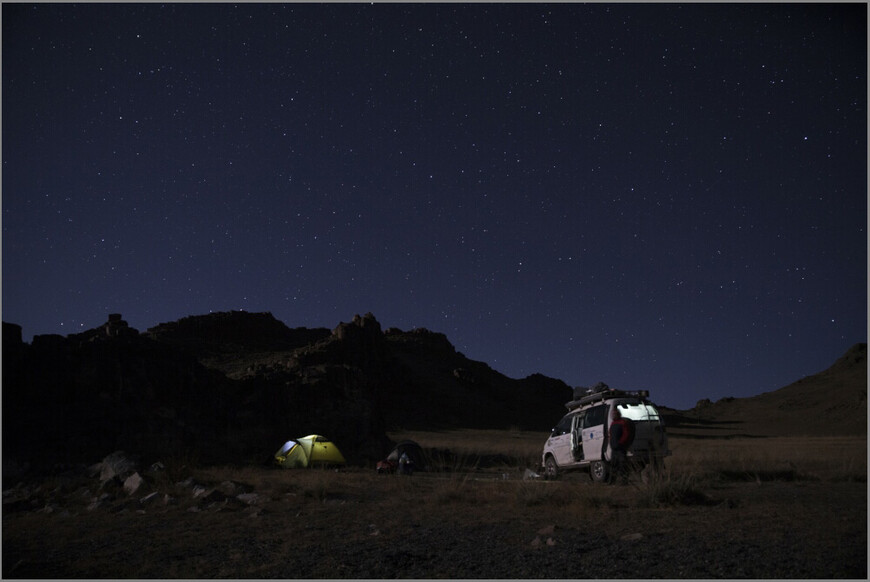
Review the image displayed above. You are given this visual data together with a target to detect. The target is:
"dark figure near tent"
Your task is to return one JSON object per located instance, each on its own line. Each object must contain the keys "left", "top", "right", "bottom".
{"left": 389, "top": 440, "right": 427, "bottom": 469}
{"left": 608, "top": 408, "right": 635, "bottom": 484}
{"left": 397, "top": 452, "right": 415, "bottom": 475}
{"left": 376, "top": 440, "right": 427, "bottom": 474}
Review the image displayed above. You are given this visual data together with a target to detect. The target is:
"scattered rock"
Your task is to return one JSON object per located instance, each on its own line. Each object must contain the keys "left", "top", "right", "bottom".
{"left": 140, "top": 491, "right": 160, "bottom": 505}
{"left": 198, "top": 489, "right": 227, "bottom": 504}
{"left": 37, "top": 503, "right": 61, "bottom": 514}
{"left": 99, "top": 476, "right": 124, "bottom": 494}
{"left": 212, "top": 497, "right": 247, "bottom": 512}
{"left": 217, "top": 480, "right": 239, "bottom": 496}
{"left": 99, "top": 451, "right": 139, "bottom": 483}
{"left": 236, "top": 493, "right": 260, "bottom": 505}
{"left": 2, "top": 485, "right": 36, "bottom": 513}
{"left": 123, "top": 473, "right": 145, "bottom": 496}
{"left": 217, "top": 480, "right": 251, "bottom": 496}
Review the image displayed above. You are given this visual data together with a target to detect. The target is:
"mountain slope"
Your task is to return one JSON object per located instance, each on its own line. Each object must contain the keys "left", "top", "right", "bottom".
{"left": 666, "top": 343, "right": 867, "bottom": 437}
{"left": 380, "top": 326, "right": 571, "bottom": 430}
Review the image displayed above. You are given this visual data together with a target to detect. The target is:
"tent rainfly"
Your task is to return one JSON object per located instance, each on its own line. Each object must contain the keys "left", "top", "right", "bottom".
{"left": 274, "top": 434, "right": 347, "bottom": 468}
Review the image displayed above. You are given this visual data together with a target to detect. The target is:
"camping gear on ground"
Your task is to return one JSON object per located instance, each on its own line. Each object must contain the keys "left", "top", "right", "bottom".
{"left": 274, "top": 434, "right": 347, "bottom": 468}
{"left": 376, "top": 459, "right": 397, "bottom": 474}
{"left": 376, "top": 440, "right": 428, "bottom": 474}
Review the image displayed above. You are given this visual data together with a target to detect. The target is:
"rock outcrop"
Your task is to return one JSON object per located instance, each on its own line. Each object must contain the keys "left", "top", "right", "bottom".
{"left": 2, "top": 311, "right": 572, "bottom": 477}
{"left": 2, "top": 316, "right": 236, "bottom": 476}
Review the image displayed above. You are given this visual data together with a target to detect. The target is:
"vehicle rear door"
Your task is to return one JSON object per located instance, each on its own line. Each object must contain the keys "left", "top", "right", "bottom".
{"left": 614, "top": 401, "right": 667, "bottom": 457}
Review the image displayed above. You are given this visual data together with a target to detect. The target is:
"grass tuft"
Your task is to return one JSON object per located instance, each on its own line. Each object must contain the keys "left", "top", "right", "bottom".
{"left": 432, "top": 474, "right": 474, "bottom": 504}
{"left": 635, "top": 473, "right": 714, "bottom": 508}
{"left": 512, "top": 480, "right": 568, "bottom": 507}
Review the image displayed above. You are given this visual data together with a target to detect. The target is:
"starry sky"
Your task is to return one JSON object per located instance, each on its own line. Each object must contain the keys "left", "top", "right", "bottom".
{"left": 3, "top": 3, "right": 866, "bottom": 410}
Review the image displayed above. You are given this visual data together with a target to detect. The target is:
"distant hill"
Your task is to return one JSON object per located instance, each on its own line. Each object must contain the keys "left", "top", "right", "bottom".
{"left": 664, "top": 343, "right": 867, "bottom": 438}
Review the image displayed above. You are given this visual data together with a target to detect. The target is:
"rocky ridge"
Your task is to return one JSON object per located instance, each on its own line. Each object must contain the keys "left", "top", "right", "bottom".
{"left": 2, "top": 312, "right": 571, "bottom": 478}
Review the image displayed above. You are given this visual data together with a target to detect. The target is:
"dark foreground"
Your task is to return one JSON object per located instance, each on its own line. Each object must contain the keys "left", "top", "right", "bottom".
{"left": 3, "top": 468, "right": 866, "bottom": 579}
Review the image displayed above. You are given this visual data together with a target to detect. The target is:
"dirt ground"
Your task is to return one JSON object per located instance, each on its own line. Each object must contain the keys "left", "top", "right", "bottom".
{"left": 3, "top": 465, "right": 866, "bottom": 579}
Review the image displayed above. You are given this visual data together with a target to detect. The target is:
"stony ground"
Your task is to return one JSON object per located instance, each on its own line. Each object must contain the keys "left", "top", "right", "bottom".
{"left": 3, "top": 463, "right": 866, "bottom": 579}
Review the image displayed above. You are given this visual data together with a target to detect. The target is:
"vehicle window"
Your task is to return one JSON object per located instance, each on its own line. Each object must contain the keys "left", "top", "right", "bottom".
{"left": 553, "top": 414, "right": 573, "bottom": 436}
{"left": 615, "top": 401, "right": 661, "bottom": 422}
{"left": 584, "top": 405, "right": 607, "bottom": 427}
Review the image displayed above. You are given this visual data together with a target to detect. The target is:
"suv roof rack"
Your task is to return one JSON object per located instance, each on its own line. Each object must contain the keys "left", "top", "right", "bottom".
{"left": 565, "top": 388, "right": 650, "bottom": 411}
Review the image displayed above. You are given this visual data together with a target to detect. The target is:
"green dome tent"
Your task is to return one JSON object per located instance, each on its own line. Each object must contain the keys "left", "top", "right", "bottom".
{"left": 274, "top": 434, "right": 347, "bottom": 468}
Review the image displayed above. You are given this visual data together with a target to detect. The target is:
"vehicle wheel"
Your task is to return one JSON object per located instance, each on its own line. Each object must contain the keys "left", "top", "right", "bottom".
{"left": 590, "top": 460, "right": 610, "bottom": 483}
{"left": 544, "top": 456, "right": 559, "bottom": 480}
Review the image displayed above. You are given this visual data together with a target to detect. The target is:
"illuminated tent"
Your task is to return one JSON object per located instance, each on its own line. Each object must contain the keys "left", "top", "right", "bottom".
{"left": 274, "top": 434, "right": 347, "bottom": 468}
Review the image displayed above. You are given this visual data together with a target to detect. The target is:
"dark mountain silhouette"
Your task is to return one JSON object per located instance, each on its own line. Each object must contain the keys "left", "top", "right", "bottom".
{"left": 3, "top": 316, "right": 236, "bottom": 470}
{"left": 144, "top": 311, "right": 331, "bottom": 377}
{"left": 2, "top": 312, "right": 571, "bottom": 473}
{"left": 3, "top": 312, "right": 864, "bottom": 477}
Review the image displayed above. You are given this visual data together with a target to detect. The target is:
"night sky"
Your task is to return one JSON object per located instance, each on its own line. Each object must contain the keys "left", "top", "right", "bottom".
{"left": 3, "top": 3, "right": 866, "bottom": 410}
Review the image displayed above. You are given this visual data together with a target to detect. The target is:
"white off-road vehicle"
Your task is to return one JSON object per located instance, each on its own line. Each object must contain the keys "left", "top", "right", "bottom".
{"left": 541, "top": 386, "right": 671, "bottom": 482}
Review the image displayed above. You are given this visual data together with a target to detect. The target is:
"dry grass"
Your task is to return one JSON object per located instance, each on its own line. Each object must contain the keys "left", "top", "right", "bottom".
{"left": 145, "top": 430, "right": 862, "bottom": 528}
{"left": 389, "top": 429, "right": 867, "bottom": 483}
{"left": 389, "top": 427, "right": 548, "bottom": 453}
{"left": 4, "top": 428, "right": 866, "bottom": 578}
{"left": 389, "top": 428, "right": 549, "bottom": 472}
{"left": 139, "top": 430, "right": 865, "bottom": 518}
{"left": 666, "top": 435, "right": 867, "bottom": 482}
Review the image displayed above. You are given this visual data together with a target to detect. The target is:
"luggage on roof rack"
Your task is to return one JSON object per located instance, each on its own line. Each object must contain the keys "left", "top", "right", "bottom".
{"left": 565, "top": 388, "right": 650, "bottom": 411}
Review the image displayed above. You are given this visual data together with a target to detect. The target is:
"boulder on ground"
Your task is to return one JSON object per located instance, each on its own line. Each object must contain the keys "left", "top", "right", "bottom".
{"left": 123, "top": 472, "right": 146, "bottom": 496}
{"left": 99, "top": 451, "right": 138, "bottom": 482}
